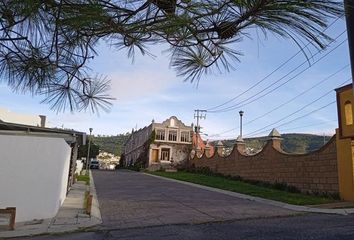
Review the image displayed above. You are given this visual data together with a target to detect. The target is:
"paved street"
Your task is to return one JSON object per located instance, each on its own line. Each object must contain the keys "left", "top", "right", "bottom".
{"left": 14, "top": 170, "right": 354, "bottom": 239}
{"left": 93, "top": 170, "right": 294, "bottom": 229}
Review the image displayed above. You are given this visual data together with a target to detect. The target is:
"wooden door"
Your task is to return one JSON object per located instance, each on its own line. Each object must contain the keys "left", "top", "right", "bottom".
{"left": 151, "top": 149, "right": 158, "bottom": 162}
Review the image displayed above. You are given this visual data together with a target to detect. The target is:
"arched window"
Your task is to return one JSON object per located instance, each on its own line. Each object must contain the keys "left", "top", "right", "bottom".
{"left": 345, "top": 101, "right": 353, "bottom": 125}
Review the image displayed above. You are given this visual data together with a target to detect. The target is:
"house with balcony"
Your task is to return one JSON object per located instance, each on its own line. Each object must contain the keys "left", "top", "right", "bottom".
{"left": 122, "top": 116, "right": 193, "bottom": 169}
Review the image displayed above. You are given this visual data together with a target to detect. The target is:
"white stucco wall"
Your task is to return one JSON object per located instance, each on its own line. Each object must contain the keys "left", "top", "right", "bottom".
{"left": 0, "top": 135, "right": 71, "bottom": 222}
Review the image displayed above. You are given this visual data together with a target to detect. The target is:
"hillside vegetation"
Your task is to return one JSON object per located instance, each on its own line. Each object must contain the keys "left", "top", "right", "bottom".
{"left": 220, "top": 133, "right": 333, "bottom": 154}
{"left": 93, "top": 133, "right": 130, "bottom": 156}
{"left": 94, "top": 133, "right": 333, "bottom": 156}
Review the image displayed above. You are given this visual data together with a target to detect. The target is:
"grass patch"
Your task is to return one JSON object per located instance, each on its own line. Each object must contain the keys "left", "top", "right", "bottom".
{"left": 77, "top": 174, "right": 90, "bottom": 185}
{"left": 150, "top": 171, "right": 338, "bottom": 206}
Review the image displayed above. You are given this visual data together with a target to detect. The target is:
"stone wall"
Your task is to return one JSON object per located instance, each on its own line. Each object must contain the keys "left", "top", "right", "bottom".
{"left": 189, "top": 136, "right": 339, "bottom": 195}
{"left": 150, "top": 142, "right": 191, "bottom": 165}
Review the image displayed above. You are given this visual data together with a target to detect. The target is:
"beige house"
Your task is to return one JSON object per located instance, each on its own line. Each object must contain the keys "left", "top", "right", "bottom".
{"left": 0, "top": 107, "right": 46, "bottom": 127}
{"left": 122, "top": 116, "right": 193, "bottom": 169}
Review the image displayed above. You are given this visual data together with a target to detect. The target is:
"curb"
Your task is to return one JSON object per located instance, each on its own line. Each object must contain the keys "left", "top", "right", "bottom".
{"left": 89, "top": 170, "right": 103, "bottom": 224}
{"left": 144, "top": 173, "right": 354, "bottom": 215}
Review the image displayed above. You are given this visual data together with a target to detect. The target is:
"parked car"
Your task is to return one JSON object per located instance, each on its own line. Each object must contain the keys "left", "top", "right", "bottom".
{"left": 90, "top": 160, "right": 99, "bottom": 169}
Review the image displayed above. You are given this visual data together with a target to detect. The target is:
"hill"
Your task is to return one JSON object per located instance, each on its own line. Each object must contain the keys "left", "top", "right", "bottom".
{"left": 93, "top": 133, "right": 131, "bottom": 156}
{"left": 216, "top": 133, "right": 333, "bottom": 154}
{"left": 93, "top": 132, "right": 333, "bottom": 156}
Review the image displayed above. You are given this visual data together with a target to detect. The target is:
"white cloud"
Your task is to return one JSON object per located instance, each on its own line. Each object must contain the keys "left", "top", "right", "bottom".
{"left": 107, "top": 67, "right": 179, "bottom": 102}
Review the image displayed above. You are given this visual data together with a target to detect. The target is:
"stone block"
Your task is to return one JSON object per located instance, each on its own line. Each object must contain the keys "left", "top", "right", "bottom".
{"left": 0, "top": 207, "right": 16, "bottom": 231}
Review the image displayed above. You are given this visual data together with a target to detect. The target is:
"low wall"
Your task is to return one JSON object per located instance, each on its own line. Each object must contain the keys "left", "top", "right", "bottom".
{"left": 189, "top": 136, "right": 339, "bottom": 195}
{"left": 0, "top": 135, "right": 71, "bottom": 222}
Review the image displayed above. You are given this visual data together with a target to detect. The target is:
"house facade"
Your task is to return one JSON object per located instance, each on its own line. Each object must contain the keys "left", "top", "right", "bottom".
{"left": 123, "top": 116, "right": 193, "bottom": 168}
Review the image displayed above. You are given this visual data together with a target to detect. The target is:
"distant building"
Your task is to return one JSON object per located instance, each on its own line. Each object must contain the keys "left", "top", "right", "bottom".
{"left": 192, "top": 133, "right": 216, "bottom": 155}
{"left": 0, "top": 107, "right": 46, "bottom": 127}
{"left": 97, "top": 151, "right": 120, "bottom": 169}
{"left": 122, "top": 116, "right": 193, "bottom": 169}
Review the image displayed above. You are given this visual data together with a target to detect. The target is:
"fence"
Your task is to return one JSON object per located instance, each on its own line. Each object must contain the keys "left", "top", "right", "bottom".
{"left": 189, "top": 131, "right": 339, "bottom": 195}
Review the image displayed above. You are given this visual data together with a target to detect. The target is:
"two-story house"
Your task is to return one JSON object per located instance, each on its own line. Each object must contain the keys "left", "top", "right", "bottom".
{"left": 122, "top": 116, "right": 193, "bottom": 169}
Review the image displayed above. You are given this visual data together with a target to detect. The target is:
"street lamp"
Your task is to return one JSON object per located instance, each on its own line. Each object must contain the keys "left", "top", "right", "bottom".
{"left": 85, "top": 128, "right": 93, "bottom": 171}
{"left": 239, "top": 110, "right": 244, "bottom": 138}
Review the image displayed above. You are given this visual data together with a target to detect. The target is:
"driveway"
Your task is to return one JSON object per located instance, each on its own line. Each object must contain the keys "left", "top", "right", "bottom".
{"left": 92, "top": 170, "right": 294, "bottom": 229}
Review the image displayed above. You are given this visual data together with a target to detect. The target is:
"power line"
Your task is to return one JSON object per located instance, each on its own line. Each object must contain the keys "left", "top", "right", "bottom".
{"left": 244, "top": 77, "right": 351, "bottom": 136}
{"left": 208, "top": 33, "right": 348, "bottom": 113}
{"left": 205, "top": 120, "right": 337, "bottom": 140}
{"left": 206, "top": 49, "right": 302, "bottom": 111}
{"left": 204, "top": 66, "right": 349, "bottom": 138}
{"left": 245, "top": 89, "right": 334, "bottom": 136}
{"left": 206, "top": 17, "right": 342, "bottom": 111}
{"left": 245, "top": 100, "right": 337, "bottom": 138}
{"left": 208, "top": 126, "right": 238, "bottom": 137}
{"left": 243, "top": 64, "right": 349, "bottom": 126}
{"left": 280, "top": 120, "right": 337, "bottom": 133}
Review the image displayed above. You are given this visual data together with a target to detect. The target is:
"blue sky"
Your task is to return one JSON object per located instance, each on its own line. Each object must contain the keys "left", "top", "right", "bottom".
{"left": 0, "top": 18, "right": 351, "bottom": 140}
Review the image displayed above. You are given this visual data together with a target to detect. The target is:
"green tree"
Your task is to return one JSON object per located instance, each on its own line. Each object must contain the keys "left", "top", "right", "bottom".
{"left": 0, "top": 1, "right": 343, "bottom": 112}
{"left": 78, "top": 140, "right": 100, "bottom": 159}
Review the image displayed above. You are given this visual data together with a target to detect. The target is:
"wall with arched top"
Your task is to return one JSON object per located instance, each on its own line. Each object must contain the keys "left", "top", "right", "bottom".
{"left": 189, "top": 136, "right": 338, "bottom": 195}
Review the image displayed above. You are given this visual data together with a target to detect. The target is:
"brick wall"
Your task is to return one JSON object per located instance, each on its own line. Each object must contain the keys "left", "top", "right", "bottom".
{"left": 189, "top": 136, "right": 339, "bottom": 194}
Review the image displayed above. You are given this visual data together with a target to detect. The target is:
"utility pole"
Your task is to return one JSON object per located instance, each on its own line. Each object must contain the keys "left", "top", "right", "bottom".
{"left": 194, "top": 109, "right": 207, "bottom": 150}
{"left": 85, "top": 128, "right": 93, "bottom": 172}
{"left": 344, "top": 0, "right": 354, "bottom": 91}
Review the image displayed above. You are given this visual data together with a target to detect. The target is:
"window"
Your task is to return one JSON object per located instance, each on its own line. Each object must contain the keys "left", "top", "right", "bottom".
{"left": 180, "top": 131, "right": 190, "bottom": 142}
{"left": 345, "top": 101, "right": 353, "bottom": 125}
{"left": 168, "top": 130, "right": 177, "bottom": 141}
{"left": 161, "top": 148, "right": 170, "bottom": 161}
{"left": 156, "top": 129, "right": 165, "bottom": 140}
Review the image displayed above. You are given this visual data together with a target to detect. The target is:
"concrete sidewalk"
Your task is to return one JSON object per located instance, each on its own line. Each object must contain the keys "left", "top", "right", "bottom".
{"left": 0, "top": 171, "right": 102, "bottom": 238}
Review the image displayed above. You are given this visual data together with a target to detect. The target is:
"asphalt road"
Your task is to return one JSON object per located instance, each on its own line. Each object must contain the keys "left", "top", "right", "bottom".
{"left": 16, "top": 214, "right": 354, "bottom": 240}
{"left": 14, "top": 170, "right": 354, "bottom": 240}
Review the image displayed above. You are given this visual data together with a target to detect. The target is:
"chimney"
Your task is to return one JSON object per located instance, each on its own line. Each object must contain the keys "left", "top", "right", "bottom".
{"left": 39, "top": 115, "right": 46, "bottom": 128}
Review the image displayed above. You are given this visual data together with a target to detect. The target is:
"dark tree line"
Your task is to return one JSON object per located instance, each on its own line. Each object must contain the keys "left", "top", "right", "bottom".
{"left": 78, "top": 139, "right": 100, "bottom": 159}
